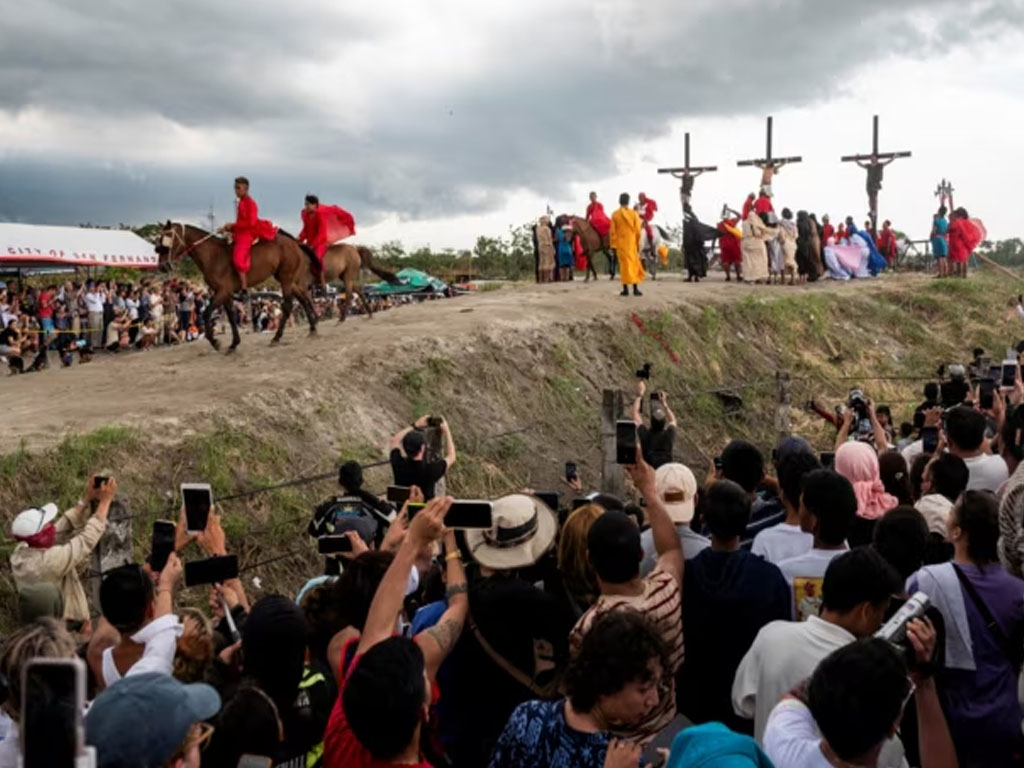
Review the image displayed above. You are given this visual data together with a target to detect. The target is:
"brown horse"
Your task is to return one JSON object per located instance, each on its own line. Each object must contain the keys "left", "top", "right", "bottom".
{"left": 156, "top": 222, "right": 318, "bottom": 352}
{"left": 570, "top": 217, "right": 607, "bottom": 281}
{"left": 322, "top": 243, "right": 399, "bottom": 322}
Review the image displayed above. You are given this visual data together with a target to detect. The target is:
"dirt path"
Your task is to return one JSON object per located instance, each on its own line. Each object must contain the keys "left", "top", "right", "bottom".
{"left": 4, "top": 272, "right": 924, "bottom": 448}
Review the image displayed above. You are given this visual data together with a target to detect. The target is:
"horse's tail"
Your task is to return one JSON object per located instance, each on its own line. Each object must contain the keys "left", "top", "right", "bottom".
{"left": 358, "top": 246, "right": 400, "bottom": 284}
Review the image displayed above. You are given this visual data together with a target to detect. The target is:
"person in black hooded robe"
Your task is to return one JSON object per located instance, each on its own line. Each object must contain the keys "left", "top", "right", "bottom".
{"left": 682, "top": 204, "right": 721, "bottom": 283}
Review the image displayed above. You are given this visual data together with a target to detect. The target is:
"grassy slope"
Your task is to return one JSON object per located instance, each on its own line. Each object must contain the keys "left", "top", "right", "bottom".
{"left": 0, "top": 274, "right": 1011, "bottom": 626}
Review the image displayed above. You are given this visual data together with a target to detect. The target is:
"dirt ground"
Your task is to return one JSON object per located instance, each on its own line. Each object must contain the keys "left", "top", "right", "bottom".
{"left": 4, "top": 272, "right": 924, "bottom": 449}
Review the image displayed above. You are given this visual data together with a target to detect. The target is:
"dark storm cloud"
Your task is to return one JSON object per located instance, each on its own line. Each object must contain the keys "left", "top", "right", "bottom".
{"left": 0, "top": 0, "right": 1020, "bottom": 228}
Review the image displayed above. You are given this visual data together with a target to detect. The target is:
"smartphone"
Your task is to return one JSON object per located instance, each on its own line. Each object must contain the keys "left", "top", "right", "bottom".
{"left": 713, "top": 456, "right": 723, "bottom": 471}
{"left": 93, "top": 476, "right": 109, "bottom": 490}
{"left": 534, "top": 491, "right": 559, "bottom": 512}
{"left": 317, "top": 535, "right": 354, "bottom": 555}
{"left": 22, "top": 657, "right": 86, "bottom": 768}
{"left": 1002, "top": 361, "right": 1018, "bottom": 389}
{"left": 184, "top": 554, "right": 239, "bottom": 587}
{"left": 181, "top": 483, "right": 213, "bottom": 534}
{"left": 649, "top": 392, "right": 662, "bottom": 403}
{"left": 406, "top": 502, "right": 426, "bottom": 519}
{"left": 564, "top": 461, "right": 578, "bottom": 483}
{"left": 149, "top": 520, "right": 176, "bottom": 572}
{"left": 238, "top": 757, "right": 273, "bottom": 768}
{"left": 979, "top": 379, "right": 996, "bottom": 410}
{"left": 921, "top": 426, "right": 939, "bottom": 455}
{"left": 819, "top": 452, "right": 836, "bottom": 469}
{"left": 445, "top": 501, "right": 493, "bottom": 530}
{"left": 616, "top": 420, "right": 638, "bottom": 465}
{"left": 387, "top": 485, "right": 412, "bottom": 505}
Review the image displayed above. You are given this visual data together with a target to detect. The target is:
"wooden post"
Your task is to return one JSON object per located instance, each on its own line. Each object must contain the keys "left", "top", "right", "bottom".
{"left": 425, "top": 425, "right": 446, "bottom": 498}
{"left": 601, "top": 389, "right": 625, "bottom": 497}
{"left": 90, "top": 497, "right": 133, "bottom": 610}
{"left": 774, "top": 371, "right": 792, "bottom": 445}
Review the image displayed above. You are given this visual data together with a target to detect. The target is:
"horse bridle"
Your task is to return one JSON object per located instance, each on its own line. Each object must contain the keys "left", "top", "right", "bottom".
{"left": 161, "top": 223, "right": 216, "bottom": 262}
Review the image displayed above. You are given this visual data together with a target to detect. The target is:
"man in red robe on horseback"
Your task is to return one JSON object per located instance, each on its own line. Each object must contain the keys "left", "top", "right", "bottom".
{"left": 298, "top": 194, "right": 357, "bottom": 286}
{"left": 219, "top": 176, "right": 277, "bottom": 292}
{"left": 585, "top": 192, "right": 611, "bottom": 239}
{"left": 637, "top": 192, "right": 658, "bottom": 250}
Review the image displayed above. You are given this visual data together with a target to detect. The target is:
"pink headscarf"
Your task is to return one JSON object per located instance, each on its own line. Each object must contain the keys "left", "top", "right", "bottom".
{"left": 835, "top": 442, "right": 899, "bottom": 520}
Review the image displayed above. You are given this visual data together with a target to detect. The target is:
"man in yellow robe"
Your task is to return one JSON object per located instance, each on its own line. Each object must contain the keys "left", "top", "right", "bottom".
{"left": 608, "top": 192, "right": 645, "bottom": 296}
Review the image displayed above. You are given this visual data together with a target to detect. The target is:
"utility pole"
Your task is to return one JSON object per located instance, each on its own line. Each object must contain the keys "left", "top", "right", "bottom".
{"left": 841, "top": 115, "right": 911, "bottom": 235}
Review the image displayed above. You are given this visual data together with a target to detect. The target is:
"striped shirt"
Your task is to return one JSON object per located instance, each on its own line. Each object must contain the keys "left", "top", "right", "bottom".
{"left": 568, "top": 566, "right": 683, "bottom": 744}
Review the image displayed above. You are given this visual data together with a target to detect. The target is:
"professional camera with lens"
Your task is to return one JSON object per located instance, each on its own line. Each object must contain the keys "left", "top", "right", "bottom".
{"left": 876, "top": 592, "right": 931, "bottom": 669}
{"left": 636, "top": 362, "right": 652, "bottom": 381}
{"left": 846, "top": 388, "right": 872, "bottom": 436}
{"left": 938, "top": 363, "right": 971, "bottom": 408}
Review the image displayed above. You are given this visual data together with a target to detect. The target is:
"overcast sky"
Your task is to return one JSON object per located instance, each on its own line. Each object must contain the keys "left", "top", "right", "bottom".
{"left": 1, "top": 0, "right": 1021, "bottom": 249}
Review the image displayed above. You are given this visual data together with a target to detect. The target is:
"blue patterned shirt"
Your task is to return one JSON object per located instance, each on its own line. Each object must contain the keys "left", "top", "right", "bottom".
{"left": 487, "top": 700, "right": 608, "bottom": 768}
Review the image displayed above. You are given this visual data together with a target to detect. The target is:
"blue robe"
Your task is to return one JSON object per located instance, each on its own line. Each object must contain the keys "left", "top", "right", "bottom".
{"left": 847, "top": 224, "right": 887, "bottom": 276}
{"left": 555, "top": 228, "right": 574, "bottom": 268}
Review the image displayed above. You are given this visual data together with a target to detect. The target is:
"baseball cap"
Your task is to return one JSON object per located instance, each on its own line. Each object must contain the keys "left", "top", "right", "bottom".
{"left": 655, "top": 463, "right": 697, "bottom": 524}
{"left": 11, "top": 503, "right": 59, "bottom": 539}
{"left": 86, "top": 673, "right": 221, "bottom": 768}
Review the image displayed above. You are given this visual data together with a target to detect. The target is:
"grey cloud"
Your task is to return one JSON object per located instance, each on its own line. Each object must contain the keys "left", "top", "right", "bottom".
{"left": 0, "top": 0, "right": 1020, "bottom": 229}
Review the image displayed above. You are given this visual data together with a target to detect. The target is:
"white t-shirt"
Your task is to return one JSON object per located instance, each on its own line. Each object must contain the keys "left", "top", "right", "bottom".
{"left": 901, "top": 439, "right": 924, "bottom": 468}
{"left": 732, "top": 615, "right": 854, "bottom": 742}
{"left": 764, "top": 698, "right": 908, "bottom": 768}
{"left": 83, "top": 291, "right": 104, "bottom": 314}
{"left": 752, "top": 523, "right": 813, "bottom": 565}
{"left": 776, "top": 548, "right": 846, "bottom": 621}
{"left": 963, "top": 453, "right": 1009, "bottom": 493}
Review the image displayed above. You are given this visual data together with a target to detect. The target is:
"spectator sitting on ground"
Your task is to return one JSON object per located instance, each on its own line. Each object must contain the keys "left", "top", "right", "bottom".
{"left": 944, "top": 405, "right": 1008, "bottom": 492}
{"left": 732, "top": 547, "right": 901, "bottom": 744}
{"left": 751, "top": 449, "right": 820, "bottom": 565}
{"left": 639, "top": 461, "right": 705, "bottom": 575}
{"left": 9, "top": 476, "right": 117, "bottom": 629}
{"left": 834, "top": 441, "right": 899, "bottom": 548}
{"left": 678, "top": 480, "right": 790, "bottom": 734}
{"left": 717, "top": 440, "right": 784, "bottom": 548}
{"left": 632, "top": 380, "right": 677, "bottom": 469}
{"left": 389, "top": 415, "right": 457, "bottom": 500}
{"left": 323, "top": 496, "right": 468, "bottom": 768}
{"left": 775, "top": 470, "right": 857, "bottom": 621}
{"left": 763, "top": 637, "right": 955, "bottom": 768}
{"left": 489, "top": 611, "right": 668, "bottom": 768}
{"left": 0, "top": 618, "right": 79, "bottom": 767}
{"left": 570, "top": 449, "right": 683, "bottom": 745}
{"left": 86, "top": 672, "right": 222, "bottom": 768}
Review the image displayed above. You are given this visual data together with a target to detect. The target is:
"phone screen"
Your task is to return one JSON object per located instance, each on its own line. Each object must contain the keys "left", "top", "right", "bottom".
{"left": 182, "top": 485, "right": 213, "bottom": 533}
{"left": 93, "top": 476, "right": 108, "bottom": 490}
{"left": 150, "top": 520, "right": 176, "bottom": 572}
{"left": 445, "top": 501, "right": 493, "bottom": 529}
{"left": 1002, "top": 363, "right": 1017, "bottom": 388}
{"left": 922, "top": 427, "right": 939, "bottom": 454}
{"left": 22, "top": 659, "right": 83, "bottom": 768}
{"left": 238, "top": 756, "right": 273, "bottom": 768}
{"left": 979, "top": 380, "right": 996, "bottom": 410}
{"left": 318, "top": 535, "right": 354, "bottom": 555}
{"left": 616, "top": 420, "right": 638, "bottom": 465}
{"left": 184, "top": 555, "right": 239, "bottom": 587}
{"left": 387, "top": 486, "right": 411, "bottom": 505}
{"left": 534, "top": 491, "right": 559, "bottom": 512}
{"left": 406, "top": 502, "right": 426, "bottom": 519}
{"left": 564, "top": 461, "right": 578, "bottom": 482}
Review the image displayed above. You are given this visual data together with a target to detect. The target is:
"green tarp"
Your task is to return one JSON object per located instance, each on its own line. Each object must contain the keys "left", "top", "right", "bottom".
{"left": 364, "top": 268, "right": 448, "bottom": 296}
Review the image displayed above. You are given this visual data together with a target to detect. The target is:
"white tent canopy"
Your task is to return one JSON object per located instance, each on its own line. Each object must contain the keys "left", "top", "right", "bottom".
{"left": 0, "top": 223, "right": 157, "bottom": 271}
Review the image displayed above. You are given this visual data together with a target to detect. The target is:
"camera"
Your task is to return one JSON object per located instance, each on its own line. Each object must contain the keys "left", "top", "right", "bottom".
{"left": 937, "top": 362, "right": 971, "bottom": 408}
{"left": 875, "top": 591, "right": 930, "bottom": 667}
{"left": 846, "top": 388, "right": 872, "bottom": 436}
{"left": 636, "top": 363, "right": 652, "bottom": 381}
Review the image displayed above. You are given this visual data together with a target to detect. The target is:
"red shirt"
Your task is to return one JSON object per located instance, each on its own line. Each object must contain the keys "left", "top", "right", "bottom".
{"left": 37, "top": 290, "right": 54, "bottom": 319}
{"left": 233, "top": 195, "right": 277, "bottom": 240}
{"left": 822, "top": 223, "right": 835, "bottom": 243}
{"left": 323, "top": 640, "right": 437, "bottom": 768}
{"left": 639, "top": 198, "right": 658, "bottom": 222}
{"left": 585, "top": 202, "right": 611, "bottom": 237}
{"left": 298, "top": 208, "right": 321, "bottom": 246}
{"left": 753, "top": 194, "right": 773, "bottom": 215}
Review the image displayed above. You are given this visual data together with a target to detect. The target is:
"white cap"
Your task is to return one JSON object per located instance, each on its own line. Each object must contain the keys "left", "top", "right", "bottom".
{"left": 654, "top": 464, "right": 697, "bottom": 524}
{"left": 11, "top": 503, "right": 59, "bottom": 539}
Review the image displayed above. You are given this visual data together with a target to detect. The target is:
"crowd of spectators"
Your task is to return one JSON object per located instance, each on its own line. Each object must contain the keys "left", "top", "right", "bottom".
{"left": 0, "top": 277, "right": 441, "bottom": 375}
{"left": 5, "top": 360, "right": 1024, "bottom": 768}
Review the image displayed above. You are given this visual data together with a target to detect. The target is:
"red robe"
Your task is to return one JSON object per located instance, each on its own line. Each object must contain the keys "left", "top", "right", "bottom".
{"left": 585, "top": 201, "right": 611, "bottom": 237}
{"left": 876, "top": 227, "right": 898, "bottom": 264}
{"left": 639, "top": 198, "right": 658, "bottom": 222}
{"left": 232, "top": 195, "right": 278, "bottom": 274}
{"left": 299, "top": 204, "right": 357, "bottom": 261}
{"left": 717, "top": 218, "right": 742, "bottom": 265}
{"left": 741, "top": 196, "right": 755, "bottom": 221}
{"left": 822, "top": 223, "right": 835, "bottom": 244}
{"left": 573, "top": 235, "right": 587, "bottom": 271}
{"left": 754, "top": 194, "right": 774, "bottom": 216}
{"left": 947, "top": 218, "right": 981, "bottom": 264}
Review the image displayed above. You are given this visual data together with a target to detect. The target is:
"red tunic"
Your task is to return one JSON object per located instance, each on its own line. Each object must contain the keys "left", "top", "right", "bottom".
{"left": 299, "top": 204, "right": 357, "bottom": 261}
{"left": 741, "top": 196, "right": 754, "bottom": 221}
{"left": 876, "top": 227, "right": 898, "bottom": 263}
{"left": 754, "top": 194, "right": 774, "bottom": 216}
{"left": 232, "top": 195, "right": 278, "bottom": 274}
{"left": 585, "top": 201, "right": 611, "bottom": 237}
{"left": 947, "top": 218, "right": 972, "bottom": 264}
{"left": 822, "top": 223, "right": 835, "bottom": 243}
{"left": 836, "top": 224, "right": 847, "bottom": 243}
{"left": 640, "top": 198, "right": 658, "bottom": 222}
{"left": 717, "top": 219, "right": 742, "bottom": 265}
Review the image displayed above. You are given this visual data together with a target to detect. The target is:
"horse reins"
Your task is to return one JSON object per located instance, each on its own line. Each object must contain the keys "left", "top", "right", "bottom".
{"left": 167, "top": 223, "right": 216, "bottom": 261}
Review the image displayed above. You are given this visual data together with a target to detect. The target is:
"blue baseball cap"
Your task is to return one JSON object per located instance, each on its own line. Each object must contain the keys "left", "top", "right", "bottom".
{"left": 86, "top": 673, "right": 221, "bottom": 767}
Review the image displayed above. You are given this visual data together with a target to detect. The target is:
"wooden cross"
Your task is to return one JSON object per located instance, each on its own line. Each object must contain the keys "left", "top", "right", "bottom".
{"left": 658, "top": 132, "right": 718, "bottom": 208}
{"left": 841, "top": 115, "right": 911, "bottom": 234}
{"left": 736, "top": 116, "right": 803, "bottom": 170}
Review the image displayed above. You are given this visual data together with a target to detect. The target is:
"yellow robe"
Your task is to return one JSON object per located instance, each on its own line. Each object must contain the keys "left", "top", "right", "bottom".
{"left": 609, "top": 207, "right": 645, "bottom": 286}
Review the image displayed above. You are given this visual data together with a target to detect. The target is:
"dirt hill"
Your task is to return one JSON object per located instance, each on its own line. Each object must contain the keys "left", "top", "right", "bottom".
{"left": 0, "top": 272, "right": 1014, "bottom": 625}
